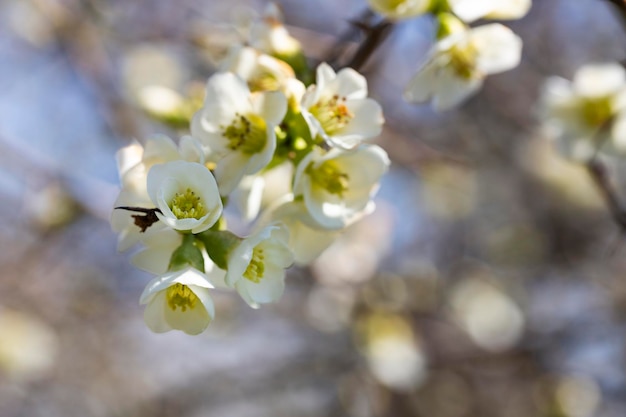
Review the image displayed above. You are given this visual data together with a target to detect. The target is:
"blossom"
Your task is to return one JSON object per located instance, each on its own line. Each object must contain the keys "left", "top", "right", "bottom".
{"left": 140, "top": 267, "right": 215, "bottom": 335}
{"left": 219, "top": 46, "right": 295, "bottom": 93}
{"left": 111, "top": 135, "right": 205, "bottom": 251}
{"left": 147, "top": 160, "right": 223, "bottom": 234}
{"left": 191, "top": 72, "right": 287, "bottom": 194}
{"left": 301, "top": 63, "right": 384, "bottom": 149}
{"left": 293, "top": 145, "right": 389, "bottom": 230}
{"left": 249, "top": 3, "right": 302, "bottom": 58}
{"left": 448, "top": 0, "right": 531, "bottom": 23}
{"left": 367, "top": 0, "right": 430, "bottom": 20}
{"left": 225, "top": 223, "right": 294, "bottom": 308}
{"left": 259, "top": 196, "right": 340, "bottom": 265}
{"left": 404, "top": 23, "right": 522, "bottom": 111}
{"left": 541, "top": 63, "right": 626, "bottom": 160}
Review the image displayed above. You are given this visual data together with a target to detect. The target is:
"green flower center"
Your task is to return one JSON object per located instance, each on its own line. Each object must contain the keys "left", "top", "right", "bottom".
{"left": 166, "top": 283, "right": 198, "bottom": 312}
{"left": 222, "top": 113, "right": 267, "bottom": 154}
{"left": 309, "top": 95, "right": 354, "bottom": 135}
{"left": 581, "top": 96, "right": 613, "bottom": 128}
{"left": 243, "top": 247, "right": 265, "bottom": 283}
{"left": 307, "top": 159, "right": 350, "bottom": 197}
{"left": 170, "top": 188, "right": 207, "bottom": 220}
{"left": 448, "top": 43, "right": 478, "bottom": 80}
{"left": 248, "top": 70, "right": 281, "bottom": 92}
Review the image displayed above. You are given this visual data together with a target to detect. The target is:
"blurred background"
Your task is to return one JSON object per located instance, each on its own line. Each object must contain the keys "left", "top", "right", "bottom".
{"left": 2, "top": 0, "right": 626, "bottom": 416}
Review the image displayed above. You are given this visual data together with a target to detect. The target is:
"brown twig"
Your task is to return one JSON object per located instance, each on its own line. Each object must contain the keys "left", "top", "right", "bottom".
{"left": 347, "top": 19, "right": 394, "bottom": 71}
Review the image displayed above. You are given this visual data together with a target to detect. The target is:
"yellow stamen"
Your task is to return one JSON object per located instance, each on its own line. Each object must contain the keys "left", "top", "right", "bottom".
{"left": 581, "top": 96, "right": 613, "bottom": 128}
{"left": 170, "top": 188, "right": 207, "bottom": 220}
{"left": 309, "top": 95, "right": 354, "bottom": 135}
{"left": 307, "top": 159, "right": 350, "bottom": 197}
{"left": 447, "top": 43, "right": 479, "bottom": 80}
{"left": 243, "top": 247, "right": 265, "bottom": 283}
{"left": 166, "top": 283, "right": 198, "bottom": 312}
{"left": 222, "top": 113, "right": 267, "bottom": 154}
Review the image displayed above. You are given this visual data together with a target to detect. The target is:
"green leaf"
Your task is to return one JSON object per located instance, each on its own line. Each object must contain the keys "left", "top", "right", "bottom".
{"left": 196, "top": 230, "right": 242, "bottom": 270}
{"left": 168, "top": 233, "right": 205, "bottom": 272}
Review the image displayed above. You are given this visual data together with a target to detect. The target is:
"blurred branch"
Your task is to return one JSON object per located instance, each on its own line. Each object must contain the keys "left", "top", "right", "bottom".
{"left": 605, "top": 0, "right": 626, "bottom": 31}
{"left": 348, "top": 19, "right": 393, "bottom": 71}
{"left": 324, "top": 9, "right": 393, "bottom": 71}
{"left": 586, "top": 159, "right": 626, "bottom": 231}
{"left": 324, "top": 9, "right": 374, "bottom": 67}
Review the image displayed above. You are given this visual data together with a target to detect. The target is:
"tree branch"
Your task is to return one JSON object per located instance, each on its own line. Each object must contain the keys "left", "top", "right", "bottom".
{"left": 605, "top": 0, "right": 626, "bottom": 32}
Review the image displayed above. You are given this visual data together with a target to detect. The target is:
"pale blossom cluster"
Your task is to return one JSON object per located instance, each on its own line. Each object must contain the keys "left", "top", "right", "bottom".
{"left": 112, "top": 5, "right": 388, "bottom": 335}
{"left": 368, "top": 0, "right": 529, "bottom": 110}
{"left": 540, "top": 63, "right": 626, "bottom": 161}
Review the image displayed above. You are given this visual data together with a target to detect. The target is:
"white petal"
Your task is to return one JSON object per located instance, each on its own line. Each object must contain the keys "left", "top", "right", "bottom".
{"left": 486, "top": 0, "right": 531, "bottom": 20}
{"left": 252, "top": 90, "right": 287, "bottom": 125}
{"left": 432, "top": 70, "right": 482, "bottom": 111}
{"left": 143, "top": 292, "right": 172, "bottom": 333}
{"left": 612, "top": 116, "right": 626, "bottom": 153}
{"left": 237, "top": 271, "right": 285, "bottom": 305}
{"left": 403, "top": 56, "right": 438, "bottom": 103}
{"left": 332, "top": 67, "right": 368, "bottom": 99}
{"left": 116, "top": 141, "right": 143, "bottom": 180}
{"left": 315, "top": 63, "right": 336, "bottom": 94}
{"left": 368, "top": 0, "right": 430, "bottom": 19}
{"left": 330, "top": 98, "right": 384, "bottom": 148}
{"left": 449, "top": 0, "right": 500, "bottom": 22}
{"left": 132, "top": 246, "right": 175, "bottom": 275}
{"left": 232, "top": 175, "right": 265, "bottom": 221}
{"left": 178, "top": 135, "right": 205, "bottom": 164}
{"left": 163, "top": 298, "right": 211, "bottom": 335}
{"left": 143, "top": 135, "right": 180, "bottom": 163}
{"left": 472, "top": 24, "right": 522, "bottom": 74}
{"left": 214, "top": 151, "right": 253, "bottom": 196}
{"left": 188, "top": 285, "right": 216, "bottom": 320}
{"left": 573, "top": 63, "right": 626, "bottom": 98}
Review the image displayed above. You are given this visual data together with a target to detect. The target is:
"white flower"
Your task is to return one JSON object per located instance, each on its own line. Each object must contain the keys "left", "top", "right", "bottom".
{"left": 249, "top": 3, "right": 302, "bottom": 57}
{"left": 191, "top": 72, "right": 287, "bottom": 195}
{"left": 293, "top": 144, "right": 389, "bottom": 230}
{"left": 220, "top": 46, "right": 295, "bottom": 93}
{"left": 225, "top": 223, "right": 294, "bottom": 308}
{"left": 111, "top": 135, "right": 205, "bottom": 251}
{"left": 302, "top": 63, "right": 384, "bottom": 149}
{"left": 367, "top": 0, "right": 430, "bottom": 20}
{"left": 147, "top": 160, "right": 222, "bottom": 234}
{"left": 404, "top": 23, "right": 522, "bottom": 111}
{"left": 140, "top": 267, "right": 215, "bottom": 335}
{"left": 230, "top": 174, "right": 266, "bottom": 222}
{"left": 541, "top": 63, "right": 626, "bottom": 160}
{"left": 449, "top": 0, "right": 531, "bottom": 23}
{"left": 259, "top": 196, "right": 340, "bottom": 265}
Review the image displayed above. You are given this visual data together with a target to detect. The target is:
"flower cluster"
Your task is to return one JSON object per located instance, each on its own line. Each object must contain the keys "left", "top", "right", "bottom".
{"left": 112, "top": 5, "right": 389, "bottom": 335}
{"left": 369, "top": 0, "right": 529, "bottom": 110}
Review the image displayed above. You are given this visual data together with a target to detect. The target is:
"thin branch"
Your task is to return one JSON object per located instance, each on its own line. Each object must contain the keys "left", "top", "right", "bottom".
{"left": 324, "top": 9, "right": 375, "bottom": 67}
{"left": 586, "top": 160, "right": 626, "bottom": 231}
{"left": 347, "top": 19, "right": 394, "bottom": 71}
{"left": 605, "top": 0, "right": 626, "bottom": 31}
